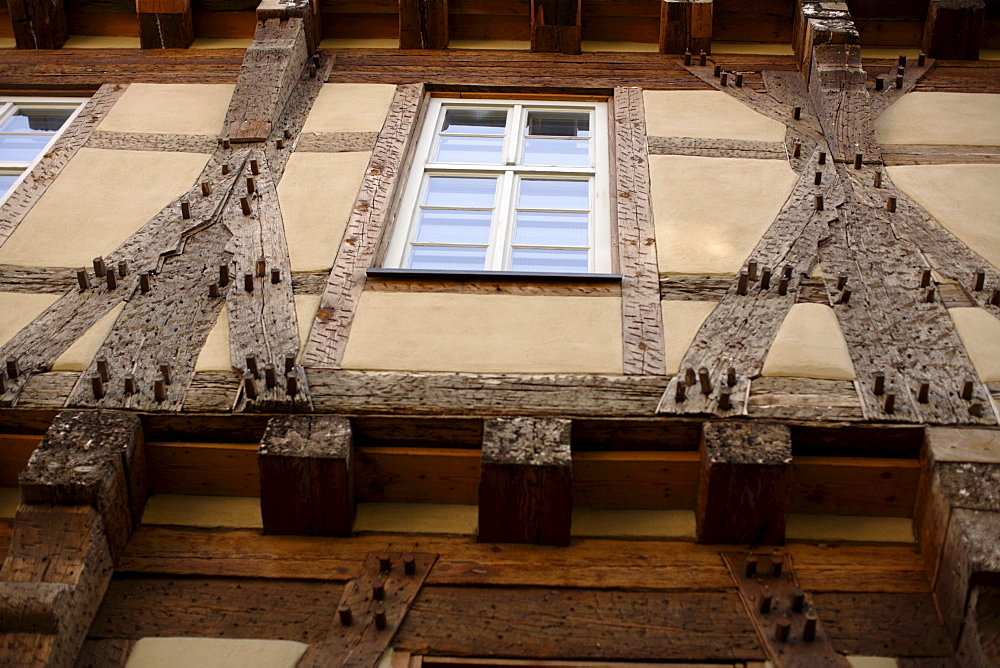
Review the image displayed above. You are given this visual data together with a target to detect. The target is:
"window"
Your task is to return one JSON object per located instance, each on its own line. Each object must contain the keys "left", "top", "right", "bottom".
{"left": 0, "top": 98, "right": 86, "bottom": 199}
{"left": 384, "top": 98, "right": 611, "bottom": 274}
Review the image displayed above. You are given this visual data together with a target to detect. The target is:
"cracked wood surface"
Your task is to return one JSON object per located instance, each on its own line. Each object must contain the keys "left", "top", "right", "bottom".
{"left": 86, "top": 131, "right": 219, "bottom": 154}
{"left": 647, "top": 135, "right": 787, "bottom": 160}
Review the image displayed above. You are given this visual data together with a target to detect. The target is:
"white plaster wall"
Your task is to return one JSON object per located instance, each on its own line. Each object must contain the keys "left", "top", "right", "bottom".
{"left": 643, "top": 90, "right": 788, "bottom": 142}
{"left": 0, "top": 148, "right": 211, "bottom": 268}
{"left": 341, "top": 292, "right": 623, "bottom": 374}
{"left": 761, "top": 303, "right": 855, "bottom": 380}
{"left": 649, "top": 155, "right": 799, "bottom": 275}
{"left": 876, "top": 92, "right": 1000, "bottom": 146}
{"left": 278, "top": 151, "right": 371, "bottom": 272}
{"left": 0, "top": 293, "right": 60, "bottom": 348}
{"left": 949, "top": 307, "right": 1000, "bottom": 382}
{"left": 302, "top": 84, "right": 397, "bottom": 134}
{"left": 99, "top": 84, "right": 235, "bottom": 136}
{"left": 661, "top": 300, "right": 717, "bottom": 375}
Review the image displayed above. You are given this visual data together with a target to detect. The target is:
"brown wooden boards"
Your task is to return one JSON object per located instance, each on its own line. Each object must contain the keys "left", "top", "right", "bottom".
{"left": 923, "top": 0, "right": 985, "bottom": 61}
{"left": 530, "top": 0, "right": 581, "bottom": 54}
{"left": 136, "top": 0, "right": 194, "bottom": 49}
{"left": 7, "top": 0, "right": 67, "bottom": 48}
{"left": 659, "top": 0, "right": 712, "bottom": 55}
{"left": 399, "top": 0, "right": 448, "bottom": 49}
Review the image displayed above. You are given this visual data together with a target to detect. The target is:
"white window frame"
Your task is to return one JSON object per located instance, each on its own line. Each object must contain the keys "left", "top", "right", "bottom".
{"left": 0, "top": 97, "right": 87, "bottom": 202}
{"left": 384, "top": 97, "right": 611, "bottom": 274}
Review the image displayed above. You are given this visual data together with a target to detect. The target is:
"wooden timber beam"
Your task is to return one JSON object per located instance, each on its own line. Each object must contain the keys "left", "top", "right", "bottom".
{"left": 258, "top": 0, "right": 321, "bottom": 58}
{"left": 399, "top": 0, "right": 448, "bottom": 50}
{"left": 529, "top": 0, "right": 581, "bottom": 55}
{"left": 916, "top": 428, "right": 1000, "bottom": 666}
{"left": 478, "top": 417, "right": 572, "bottom": 546}
{"left": 659, "top": 0, "right": 712, "bottom": 56}
{"left": 258, "top": 416, "right": 354, "bottom": 536}
{"left": 698, "top": 421, "right": 792, "bottom": 545}
{"left": 7, "top": 0, "right": 66, "bottom": 49}
{"left": 135, "top": 0, "right": 194, "bottom": 49}
{"left": 792, "top": 0, "right": 858, "bottom": 81}
{"left": 923, "top": 0, "right": 985, "bottom": 61}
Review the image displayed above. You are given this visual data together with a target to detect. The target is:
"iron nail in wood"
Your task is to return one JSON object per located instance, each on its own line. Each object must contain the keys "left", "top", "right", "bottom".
{"left": 222, "top": 138, "right": 230, "bottom": 149}
{"left": 139, "top": 272, "right": 151, "bottom": 294}
{"left": 970, "top": 402, "right": 984, "bottom": 417}
{"left": 276, "top": 138, "right": 284, "bottom": 149}
{"left": 783, "top": 265, "right": 793, "bottom": 279}
{"left": 818, "top": 151, "right": 826, "bottom": 165}
{"left": 887, "top": 197, "right": 897, "bottom": 212}
{"left": 209, "top": 283, "right": 220, "bottom": 298}
{"left": 839, "top": 287, "right": 851, "bottom": 304}
{"left": 918, "top": 51, "right": 926, "bottom": 66}
{"left": 898, "top": 53, "right": 906, "bottom": 67}
{"left": 244, "top": 273, "right": 254, "bottom": 292}
{"left": 777, "top": 277, "right": 789, "bottom": 296}
{"left": 737, "top": 270, "right": 748, "bottom": 295}
{"left": 896, "top": 73, "right": 904, "bottom": 88}
{"left": 374, "top": 605, "right": 387, "bottom": 630}
{"left": 793, "top": 106, "right": 801, "bottom": 120}
{"left": 403, "top": 554, "right": 416, "bottom": 575}
{"left": 685, "top": 367, "right": 697, "bottom": 386}
{"left": 918, "top": 381, "right": 930, "bottom": 403}
{"left": 0, "top": 373, "right": 6, "bottom": 394}
{"left": 159, "top": 362, "right": 171, "bottom": 385}
{"left": 222, "top": 163, "right": 230, "bottom": 175}
{"left": 760, "top": 266, "right": 771, "bottom": 289}
{"left": 93, "top": 256, "right": 106, "bottom": 278}
{"left": 309, "top": 65, "right": 317, "bottom": 78}
{"left": 284, "top": 351, "right": 296, "bottom": 374}
{"left": 771, "top": 553, "right": 784, "bottom": 577}
{"left": 727, "top": 367, "right": 737, "bottom": 387}
{"left": 793, "top": 142, "right": 801, "bottom": 158}
{"left": 247, "top": 177, "right": 256, "bottom": 195}
{"left": 974, "top": 269, "right": 986, "bottom": 291}
{"left": 256, "top": 257, "right": 267, "bottom": 277}
{"left": 240, "top": 197, "right": 252, "bottom": 216}
{"left": 884, "top": 392, "right": 896, "bottom": 414}
{"left": 683, "top": 49, "right": 691, "bottom": 65}
{"left": 745, "top": 555, "right": 757, "bottom": 577}
{"left": 283, "top": 128, "right": 292, "bottom": 139}
{"left": 246, "top": 355, "right": 259, "bottom": 379}
{"left": 720, "top": 72, "right": 729, "bottom": 86}
{"left": 96, "top": 355, "right": 110, "bottom": 382}
{"left": 698, "top": 367, "right": 712, "bottom": 394}
{"left": 117, "top": 260, "right": 127, "bottom": 278}
{"left": 153, "top": 374, "right": 167, "bottom": 402}
{"left": 747, "top": 261, "right": 757, "bottom": 282}
{"left": 271, "top": 267, "right": 281, "bottom": 284}
{"left": 201, "top": 181, "right": 211, "bottom": 196}
{"left": 814, "top": 171, "right": 822, "bottom": 186}
{"left": 854, "top": 153, "right": 863, "bottom": 169}
{"left": 313, "top": 52, "right": 321, "bottom": 66}
{"left": 264, "top": 363, "right": 277, "bottom": 389}
{"left": 698, "top": 50, "right": 706, "bottom": 66}
{"left": 713, "top": 64, "right": 721, "bottom": 76}
{"left": 837, "top": 274, "right": 848, "bottom": 290}
{"left": 219, "top": 262, "right": 230, "bottom": 286}
{"left": 875, "top": 76, "right": 884, "bottom": 91}
{"left": 735, "top": 73, "right": 743, "bottom": 87}
{"left": 718, "top": 390, "right": 731, "bottom": 410}
{"left": 373, "top": 579, "right": 385, "bottom": 601}
{"left": 873, "top": 372, "right": 886, "bottom": 396}
{"left": 961, "top": 376, "right": 975, "bottom": 400}
{"left": 91, "top": 373, "right": 104, "bottom": 400}
{"left": 803, "top": 613, "right": 818, "bottom": 641}
{"left": 675, "top": 380, "right": 686, "bottom": 402}
{"left": 991, "top": 288, "right": 1000, "bottom": 306}
{"left": 775, "top": 619, "right": 791, "bottom": 642}
{"left": 123, "top": 373, "right": 136, "bottom": 395}
{"left": 76, "top": 268, "right": 90, "bottom": 290}
{"left": 180, "top": 200, "right": 191, "bottom": 219}
{"left": 338, "top": 604, "right": 352, "bottom": 626}
{"left": 243, "top": 371, "right": 257, "bottom": 400}
{"left": 286, "top": 373, "right": 297, "bottom": 396}
{"left": 925, "top": 287, "right": 935, "bottom": 303}
{"left": 105, "top": 270, "right": 117, "bottom": 290}
{"left": 379, "top": 553, "right": 392, "bottom": 572}
{"left": 873, "top": 170, "right": 882, "bottom": 188}
{"left": 791, "top": 588, "right": 805, "bottom": 613}
{"left": 759, "top": 594, "right": 772, "bottom": 614}
{"left": 250, "top": 159, "right": 259, "bottom": 175}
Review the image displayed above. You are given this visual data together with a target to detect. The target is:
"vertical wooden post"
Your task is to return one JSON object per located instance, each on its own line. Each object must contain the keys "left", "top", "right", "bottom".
{"left": 530, "top": 0, "right": 582, "bottom": 55}
{"left": 923, "top": 0, "right": 985, "bottom": 61}
{"left": 399, "top": 0, "right": 449, "bottom": 50}
{"left": 258, "top": 415, "right": 355, "bottom": 536}
{"left": 136, "top": 0, "right": 194, "bottom": 49}
{"left": 258, "top": 0, "right": 322, "bottom": 55}
{"left": 792, "top": 0, "right": 858, "bottom": 81}
{"left": 698, "top": 422, "right": 792, "bottom": 545}
{"left": 7, "top": 0, "right": 67, "bottom": 49}
{"left": 478, "top": 417, "right": 572, "bottom": 546}
{"left": 659, "top": 0, "right": 712, "bottom": 56}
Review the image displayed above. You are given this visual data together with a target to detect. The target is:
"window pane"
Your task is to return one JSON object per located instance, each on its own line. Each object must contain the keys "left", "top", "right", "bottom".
{"left": 0, "top": 133, "right": 53, "bottom": 162}
{"left": 510, "top": 248, "right": 589, "bottom": 273}
{"left": 514, "top": 211, "right": 589, "bottom": 248}
{"left": 0, "top": 173, "right": 19, "bottom": 196}
{"left": 518, "top": 179, "right": 589, "bottom": 211}
{"left": 522, "top": 138, "right": 590, "bottom": 167}
{"left": 441, "top": 108, "right": 507, "bottom": 135}
{"left": 525, "top": 111, "right": 590, "bottom": 137}
{"left": 424, "top": 177, "right": 497, "bottom": 208}
{"left": 409, "top": 246, "right": 487, "bottom": 271}
{"left": 434, "top": 136, "right": 504, "bottom": 164}
{"left": 415, "top": 209, "right": 492, "bottom": 245}
{"left": 0, "top": 107, "right": 73, "bottom": 133}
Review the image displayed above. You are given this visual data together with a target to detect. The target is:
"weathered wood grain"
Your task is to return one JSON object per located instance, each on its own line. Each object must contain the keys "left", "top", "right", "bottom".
{"left": 86, "top": 131, "right": 218, "bottom": 153}
{"left": 137, "top": 0, "right": 194, "bottom": 49}
{"left": 813, "top": 592, "right": 954, "bottom": 657}
{"left": 181, "top": 371, "right": 240, "bottom": 413}
{"left": 923, "top": 0, "right": 985, "bottom": 61}
{"left": 880, "top": 144, "right": 1000, "bottom": 166}
{"left": 295, "top": 131, "right": 379, "bottom": 153}
{"left": 659, "top": 0, "right": 712, "bottom": 55}
{"left": 647, "top": 135, "right": 787, "bottom": 160}
{"left": 0, "top": 84, "right": 123, "bottom": 251}
{"left": 748, "top": 377, "right": 865, "bottom": 422}
{"left": 614, "top": 87, "right": 666, "bottom": 376}
{"left": 808, "top": 44, "right": 880, "bottom": 165}
{"left": 0, "top": 265, "right": 75, "bottom": 294}
{"left": 14, "top": 372, "right": 77, "bottom": 411}
{"left": 530, "top": 0, "right": 581, "bottom": 54}
{"left": 74, "top": 638, "right": 134, "bottom": 668}
{"left": 364, "top": 273, "right": 620, "bottom": 297}
{"left": 659, "top": 274, "right": 730, "bottom": 301}
{"left": 303, "top": 83, "right": 426, "bottom": 367}
{"left": 399, "top": 0, "right": 448, "bottom": 49}
{"left": 7, "top": 0, "right": 67, "bottom": 48}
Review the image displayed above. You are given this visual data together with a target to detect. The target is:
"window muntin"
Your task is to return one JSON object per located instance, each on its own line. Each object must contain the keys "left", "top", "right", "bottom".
{"left": 0, "top": 98, "right": 86, "bottom": 200}
{"left": 385, "top": 98, "right": 610, "bottom": 274}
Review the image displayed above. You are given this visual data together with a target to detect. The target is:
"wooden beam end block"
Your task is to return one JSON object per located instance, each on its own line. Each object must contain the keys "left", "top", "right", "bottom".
{"left": 8, "top": 0, "right": 68, "bottom": 49}
{"left": 698, "top": 421, "right": 792, "bottom": 545}
{"left": 659, "top": 0, "right": 712, "bottom": 56}
{"left": 935, "top": 507, "right": 1000, "bottom": 644}
{"left": 259, "top": 415, "right": 354, "bottom": 536}
{"left": 478, "top": 417, "right": 572, "bottom": 546}
{"left": 923, "top": 0, "right": 985, "bottom": 61}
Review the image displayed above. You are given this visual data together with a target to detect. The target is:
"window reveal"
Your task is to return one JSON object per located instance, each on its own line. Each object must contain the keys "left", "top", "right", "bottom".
{"left": 383, "top": 98, "right": 611, "bottom": 274}
{"left": 0, "top": 98, "right": 86, "bottom": 199}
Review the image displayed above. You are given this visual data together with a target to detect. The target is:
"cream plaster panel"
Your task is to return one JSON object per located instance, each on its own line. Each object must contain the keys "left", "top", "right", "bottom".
{"left": 302, "top": 84, "right": 397, "bottom": 134}
{"left": 713, "top": 42, "right": 794, "bottom": 55}
{"left": 650, "top": 155, "right": 798, "bottom": 274}
{"left": 295, "top": 294, "right": 321, "bottom": 359}
{"left": 571, "top": 509, "right": 696, "bottom": 538}
{"left": 0, "top": 38, "right": 15, "bottom": 48}
{"left": 762, "top": 303, "right": 855, "bottom": 380}
{"left": 341, "top": 292, "right": 623, "bottom": 374}
{"left": 126, "top": 638, "right": 308, "bottom": 668}
{"left": 661, "top": 300, "right": 717, "bottom": 375}
{"left": 0, "top": 292, "right": 60, "bottom": 348}
{"left": 64, "top": 35, "right": 140, "bottom": 48}
{"left": 52, "top": 302, "right": 125, "bottom": 371}
{"left": 643, "top": 90, "right": 788, "bottom": 142}
{"left": 319, "top": 38, "right": 398, "bottom": 49}
{"left": 99, "top": 84, "right": 233, "bottom": 136}
{"left": 949, "top": 307, "right": 1000, "bottom": 382}
{"left": 583, "top": 41, "right": 657, "bottom": 52}
{"left": 190, "top": 38, "right": 252, "bottom": 49}
{"left": 785, "top": 515, "right": 914, "bottom": 543}
{"left": 278, "top": 151, "right": 370, "bottom": 272}
{"left": 876, "top": 93, "right": 1000, "bottom": 146}
{"left": 846, "top": 658, "right": 898, "bottom": 668}
{"left": 449, "top": 40, "right": 530, "bottom": 50}
{"left": 141, "top": 495, "right": 262, "bottom": 528}
{"left": 0, "top": 488, "right": 19, "bottom": 519}
{"left": 862, "top": 47, "right": 922, "bottom": 60}
{"left": 984, "top": 50, "right": 1000, "bottom": 62}
{"left": 888, "top": 164, "right": 1000, "bottom": 270}
{"left": 355, "top": 503, "right": 478, "bottom": 534}
{"left": 194, "top": 308, "right": 230, "bottom": 372}
{"left": 0, "top": 149, "right": 211, "bottom": 268}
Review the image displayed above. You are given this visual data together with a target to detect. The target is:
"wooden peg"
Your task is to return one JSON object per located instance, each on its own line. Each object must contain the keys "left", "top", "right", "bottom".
{"left": 777, "top": 277, "right": 789, "bottom": 296}
{"left": 814, "top": 171, "right": 822, "bottom": 186}
{"left": 246, "top": 355, "right": 259, "bottom": 379}
{"left": 244, "top": 273, "right": 254, "bottom": 292}
{"left": 338, "top": 604, "right": 352, "bottom": 626}
{"left": 403, "top": 554, "right": 416, "bottom": 575}
{"left": 898, "top": 53, "right": 907, "bottom": 67}
{"left": 264, "top": 363, "right": 277, "bottom": 389}
{"left": 875, "top": 75, "right": 884, "bottom": 91}
{"left": 313, "top": 52, "right": 321, "bottom": 66}
{"left": 309, "top": 65, "right": 317, "bottom": 78}
{"left": 240, "top": 197, "right": 252, "bottom": 216}
{"left": 793, "top": 106, "right": 801, "bottom": 120}
{"left": 839, "top": 288, "right": 852, "bottom": 304}
{"left": 713, "top": 64, "right": 721, "bottom": 76}
{"left": 685, "top": 367, "right": 697, "bottom": 386}
{"left": 159, "top": 362, "right": 171, "bottom": 385}
{"left": 775, "top": 619, "right": 791, "bottom": 642}
{"left": 153, "top": 374, "right": 167, "bottom": 402}
{"left": 222, "top": 138, "right": 230, "bottom": 149}
{"left": 737, "top": 270, "right": 748, "bottom": 295}
{"left": 873, "top": 170, "right": 882, "bottom": 188}
{"left": 76, "top": 269, "right": 90, "bottom": 290}
{"left": 759, "top": 594, "right": 773, "bottom": 614}
{"left": 884, "top": 392, "right": 896, "bottom": 414}
{"left": 286, "top": 373, "right": 297, "bottom": 396}
{"left": 180, "top": 201, "right": 191, "bottom": 219}
{"left": 93, "top": 257, "right": 106, "bottom": 278}
{"left": 675, "top": 380, "right": 686, "bottom": 402}
{"left": 123, "top": 373, "right": 136, "bottom": 395}
{"left": 918, "top": 51, "right": 926, "bottom": 66}
{"left": 201, "top": 181, "right": 211, "bottom": 196}
{"left": 961, "top": 377, "right": 975, "bottom": 400}
{"left": 854, "top": 153, "right": 863, "bottom": 169}
{"left": 720, "top": 72, "right": 729, "bottom": 86}
{"left": 974, "top": 269, "right": 986, "bottom": 291}
{"left": 873, "top": 371, "right": 886, "bottom": 396}
{"left": 284, "top": 351, "right": 296, "bottom": 374}
{"left": 91, "top": 373, "right": 104, "bottom": 400}
{"left": 683, "top": 49, "right": 691, "bottom": 65}
{"left": 246, "top": 177, "right": 255, "bottom": 195}
{"left": 896, "top": 73, "right": 904, "bottom": 88}
{"left": 276, "top": 138, "right": 284, "bottom": 149}
{"left": 771, "top": 553, "right": 784, "bottom": 577}
{"left": 735, "top": 73, "right": 744, "bottom": 87}
{"left": 222, "top": 163, "right": 230, "bottom": 175}
{"left": 791, "top": 588, "right": 805, "bottom": 613}
{"left": 727, "top": 367, "right": 737, "bottom": 387}
{"left": 747, "top": 261, "right": 757, "bottom": 282}
{"left": 698, "top": 367, "right": 712, "bottom": 394}
{"left": 783, "top": 265, "right": 793, "bottom": 279}
{"left": 793, "top": 142, "right": 801, "bottom": 158}
{"left": 920, "top": 269, "right": 932, "bottom": 288}
{"left": 0, "top": 373, "right": 6, "bottom": 394}
{"left": 379, "top": 553, "right": 392, "bottom": 572}
{"left": 718, "top": 390, "right": 731, "bottom": 410}
{"left": 803, "top": 613, "right": 817, "bottom": 641}
{"left": 917, "top": 381, "right": 930, "bottom": 403}
{"left": 270, "top": 267, "right": 280, "bottom": 284}
{"left": 219, "top": 262, "right": 230, "bottom": 287}
{"left": 374, "top": 605, "right": 387, "bottom": 630}
{"left": 139, "top": 272, "right": 151, "bottom": 294}
{"left": 745, "top": 555, "right": 758, "bottom": 577}
{"left": 250, "top": 159, "right": 259, "bottom": 175}
{"left": 105, "top": 270, "right": 117, "bottom": 290}
{"left": 96, "top": 355, "right": 110, "bottom": 382}
{"left": 887, "top": 197, "right": 897, "bottom": 212}
{"left": 283, "top": 128, "right": 292, "bottom": 139}
{"left": 837, "top": 274, "right": 848, "bottom": 290}
{"left": 117, "top": 260, "right": 127, "bottom": 278}
{"left": 256, "top": 257, "right": 266, "bottom": 277}
{"left": 699, "top": 50, "right": 707, "bottom": 66}
{"left": 970, "top": 402, "right": 984, "bottom": 417}
{"left": 991, "top": 288, "right": 1000, "bottom": 306}
{"left": 818, "top": 151, "right": 826, "bottom": 165}
{"left": 243, "top": 371, "right": 257, "bottom": 400}
{"left": 760, "top": 266, "right": 772, "bottom": 290}
{"left": 925, "top": 287, "right": 935, "bottom": 303}
{"left": 209, "top": 283, "right": 220, "bottom": 298}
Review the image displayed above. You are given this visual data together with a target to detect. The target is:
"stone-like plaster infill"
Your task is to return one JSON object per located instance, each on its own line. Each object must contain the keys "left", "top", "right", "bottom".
{"left": 876, "top": 92, "right": 1000, "bottom": 146}
{"left": 643, "top": 90, "right": 788, "bottom": 142}
{"left": 301, "top": 83, "right": 398, "bottom": 134}
{"left": 98, "top": 84, "right": 235, "bottom": 136}
{"left": 761, "top": 303, "right": 856, "bottom": 380}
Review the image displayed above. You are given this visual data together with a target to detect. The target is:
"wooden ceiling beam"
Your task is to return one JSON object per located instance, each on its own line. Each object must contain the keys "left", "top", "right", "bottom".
{"left": 399, "top": 0, "right": 449, "bottom": 50}
{"left": 8, "top": 0, "right": 67, "bottom": 49}
{"left": 529, "top": 0, "right": 581, "bottom": 55}
{"left": 923, "top": 0, "right": 985, "bottom": 61}
{"left": 659, "top": 0, "right": 712, "bottom": 56}
{"left": 136, "top": 0, "right": 194, "bottom": 49}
